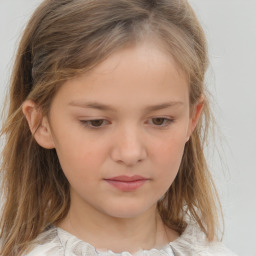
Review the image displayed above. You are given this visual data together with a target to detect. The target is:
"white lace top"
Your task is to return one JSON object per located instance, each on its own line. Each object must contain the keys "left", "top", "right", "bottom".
{"left": 24, "top": 224, "right": 238, "bottom": 256}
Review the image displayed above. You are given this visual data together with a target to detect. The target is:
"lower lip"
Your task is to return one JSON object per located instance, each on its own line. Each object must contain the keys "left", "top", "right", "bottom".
{"left": 104, "top": 179, "right": 148, "bottom": 192}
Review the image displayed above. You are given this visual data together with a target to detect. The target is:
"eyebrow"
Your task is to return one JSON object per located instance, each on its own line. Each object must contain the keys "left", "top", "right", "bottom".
{"left": 68, "top": 100, "right": 184, "bottom": 112}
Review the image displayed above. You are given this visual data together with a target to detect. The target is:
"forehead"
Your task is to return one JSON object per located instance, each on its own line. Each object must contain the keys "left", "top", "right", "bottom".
{"left": 53, "top": 41, "right": 189, "bottom": 110}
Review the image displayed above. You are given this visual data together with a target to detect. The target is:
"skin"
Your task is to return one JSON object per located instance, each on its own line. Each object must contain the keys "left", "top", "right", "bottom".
{"left": 23, "top": 41, "right": 203, "bottom": 253}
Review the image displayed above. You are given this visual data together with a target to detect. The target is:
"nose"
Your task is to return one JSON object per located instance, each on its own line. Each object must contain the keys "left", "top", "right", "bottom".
{"left": 110, "top": 125, "right": 147, "bottom": 167}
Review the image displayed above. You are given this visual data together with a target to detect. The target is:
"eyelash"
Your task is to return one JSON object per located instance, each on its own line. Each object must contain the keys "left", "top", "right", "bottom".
{"left": 80, "top": 117, "right": 174, "bottom": 129}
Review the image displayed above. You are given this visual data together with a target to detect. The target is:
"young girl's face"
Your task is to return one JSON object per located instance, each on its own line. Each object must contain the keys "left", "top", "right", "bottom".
{"left": 38, "top": 41, "right": 201, "bottom": 219}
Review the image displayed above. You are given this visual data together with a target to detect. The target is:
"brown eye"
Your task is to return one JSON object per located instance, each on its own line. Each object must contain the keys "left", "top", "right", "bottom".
{"left": 152, "top": 118, "right": 165, "bottom": 126}
{"left": 149, "top": 117, "right": 173, "bottom": 127}
{"left": 90, "top": 120, "right": 104, "bottom": 127}
{"left": 80, "top": 119, "right": 107, "bottom": 128}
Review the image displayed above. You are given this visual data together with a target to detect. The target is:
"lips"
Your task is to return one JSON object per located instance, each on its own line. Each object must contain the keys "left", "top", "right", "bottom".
{"left": 104, "top": 175, "right": 149, "bottom": 192}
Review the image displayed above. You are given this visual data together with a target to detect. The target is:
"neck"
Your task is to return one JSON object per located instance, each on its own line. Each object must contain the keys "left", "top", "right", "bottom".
{"left": 58, "top": 200, "right": 177, "bottom": 253}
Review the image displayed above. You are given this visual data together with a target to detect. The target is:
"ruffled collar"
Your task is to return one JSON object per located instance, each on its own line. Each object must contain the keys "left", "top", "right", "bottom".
{"left": 28, "top": 223, "right": 236, "bottom": 256}
{"left": 55, "top": 225, "right": 194, "bottom": 256}
{"left": 57, "top": 226, "right": 175, "bottom": 255}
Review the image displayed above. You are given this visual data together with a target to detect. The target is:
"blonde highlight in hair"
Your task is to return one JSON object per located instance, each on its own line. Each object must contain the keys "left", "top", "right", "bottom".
{"left": 0, "top": 0, "right": 223, "bottom": 255}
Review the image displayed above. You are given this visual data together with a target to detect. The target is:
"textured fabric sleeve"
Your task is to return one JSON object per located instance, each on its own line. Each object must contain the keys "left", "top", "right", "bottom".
{"left": 169, "top": 224, "right": 239, "bottom": 256}
{"left": 22, "top": 228, "right": 62, "bottom": 256}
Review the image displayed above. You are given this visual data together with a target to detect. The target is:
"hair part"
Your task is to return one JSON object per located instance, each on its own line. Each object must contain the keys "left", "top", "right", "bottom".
{"left": 0, "top": 0, "right": 223, "bottom": 255}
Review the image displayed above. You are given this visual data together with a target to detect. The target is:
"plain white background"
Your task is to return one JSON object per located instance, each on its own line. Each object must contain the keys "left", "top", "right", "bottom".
{"left": 0, "top": 1, "right": 255, "bottom": 255}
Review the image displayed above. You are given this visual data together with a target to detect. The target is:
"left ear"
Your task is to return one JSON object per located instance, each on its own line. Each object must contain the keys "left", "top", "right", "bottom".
{"left": 22, "top": 100, "right": 55, "bottom": 149}
{"left": 186, "top": 96, "right": 204, "bottom": 141}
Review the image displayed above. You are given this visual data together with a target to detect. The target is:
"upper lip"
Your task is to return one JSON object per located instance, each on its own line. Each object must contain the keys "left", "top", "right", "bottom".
{"left": 104, "top": 175, "right": 148, "bottom": 182}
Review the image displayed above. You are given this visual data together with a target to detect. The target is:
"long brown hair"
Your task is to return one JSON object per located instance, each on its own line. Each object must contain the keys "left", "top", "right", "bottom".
{"left": 0, "top": 0, "right": 223, "bottom": 255}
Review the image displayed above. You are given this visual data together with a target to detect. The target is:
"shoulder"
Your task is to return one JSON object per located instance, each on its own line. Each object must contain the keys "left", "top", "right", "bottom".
{"left": 22, "top": 226, "right": 62, "bottom": 256}
{"left": 169, "top": 224, "right": 238, "bottom": 256}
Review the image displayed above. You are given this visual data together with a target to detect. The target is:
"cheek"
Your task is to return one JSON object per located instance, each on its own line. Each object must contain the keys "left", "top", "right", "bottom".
{"left": 151, "top": 129, "right": 187, "bottom": 179}
{"left": 59, "top": 145, "right": 104, "bottom": 170}
{"left": 53, "top": 130, "right": 107, "bottom": 182}
{"left": 156, "top": 140, "right": 185, "bottom": 170}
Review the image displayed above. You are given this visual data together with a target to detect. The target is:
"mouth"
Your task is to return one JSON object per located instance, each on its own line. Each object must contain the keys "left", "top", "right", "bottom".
{"left": 104, "top": 175, "right": 149, "bottom": 192}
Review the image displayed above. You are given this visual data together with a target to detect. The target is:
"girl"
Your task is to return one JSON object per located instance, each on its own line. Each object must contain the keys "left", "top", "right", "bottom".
{"left": 0, "top": 0, "right": 237, "bottom": 255}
